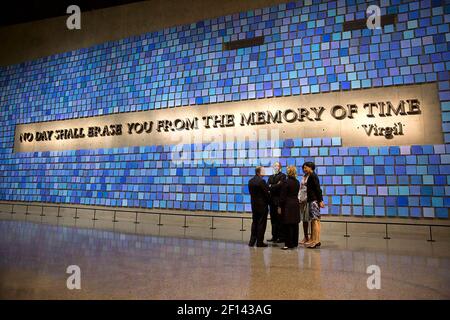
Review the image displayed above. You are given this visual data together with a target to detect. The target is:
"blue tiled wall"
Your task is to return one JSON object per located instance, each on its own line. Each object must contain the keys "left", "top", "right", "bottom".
{"left": 0, "top": 0, "right": 449, "bottom": 218}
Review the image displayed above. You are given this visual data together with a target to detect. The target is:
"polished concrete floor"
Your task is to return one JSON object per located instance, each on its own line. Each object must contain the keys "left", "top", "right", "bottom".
{"left": 0, "top": 209, "right": 449, "bottom": 299}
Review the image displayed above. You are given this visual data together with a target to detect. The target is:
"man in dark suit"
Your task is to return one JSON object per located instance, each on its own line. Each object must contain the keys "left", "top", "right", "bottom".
{"left": 248, "top": 166, "right": 270, "bottom": 247}
{"left": 267, "top": 162, "right": 286, "bottom": 243}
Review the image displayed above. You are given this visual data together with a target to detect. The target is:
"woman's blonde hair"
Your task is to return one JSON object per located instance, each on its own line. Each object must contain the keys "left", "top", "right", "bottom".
{"left": 287, "top": 165, "right": 297, "bottom": 178}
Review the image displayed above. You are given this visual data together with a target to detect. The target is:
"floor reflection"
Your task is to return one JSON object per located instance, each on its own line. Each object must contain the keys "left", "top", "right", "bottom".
{"left": 0, "top": 217, "right": 449, "bottom": 299}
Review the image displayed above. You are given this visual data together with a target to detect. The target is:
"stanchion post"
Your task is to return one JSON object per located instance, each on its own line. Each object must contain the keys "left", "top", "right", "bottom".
{"left": 383, "top": 224, "right": 390, "bottom": 240}
{"left": 112, "top": 210, "right": 118, "bottom": 222}
{"left": 344, "top": 221, "right": 350, "bottom": 237}
{"left": 134, "top": 211, "right": 140, "bottom": 224}
{"left": 240, "top": 217, "right": 246, "bottom": 232}
{"left": 427, "top": 225, "right": 436, "bottom": 242}
{"left": 210, "top": 216, "right": 216, "bottom": 230}
{"left": 157, "top": 213, "right": 163, "bottom": 226}
{"left": 182, "top": 215, "right": 189, "bottom": 228}
{"left": 57, "top": 206, "right": 62, "bottom": 218}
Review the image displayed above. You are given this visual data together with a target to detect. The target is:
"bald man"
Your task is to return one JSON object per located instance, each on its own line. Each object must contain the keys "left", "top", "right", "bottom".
{"left": 267, "top": 162, "right": 286, "bottom": 243}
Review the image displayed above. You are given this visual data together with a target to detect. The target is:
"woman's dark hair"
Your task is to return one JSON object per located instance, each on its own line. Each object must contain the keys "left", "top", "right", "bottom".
{"left": 302, "top": 161, "right": 316, "bottom": 171}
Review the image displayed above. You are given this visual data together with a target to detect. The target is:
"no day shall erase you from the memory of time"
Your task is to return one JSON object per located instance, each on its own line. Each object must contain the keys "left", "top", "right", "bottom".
{"left": 14, "top": 83, "right": 443, "bottom": 152}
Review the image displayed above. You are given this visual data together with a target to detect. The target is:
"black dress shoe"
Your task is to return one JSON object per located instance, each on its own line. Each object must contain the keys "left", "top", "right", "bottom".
{"left": 267, "top": 238, "right": 275, "bottom": 242}
{"left": 256, "top": 243, "right": 268, "bottom": 247}
{"left": 248, "top": 241, "right": 256, "bottom": 247}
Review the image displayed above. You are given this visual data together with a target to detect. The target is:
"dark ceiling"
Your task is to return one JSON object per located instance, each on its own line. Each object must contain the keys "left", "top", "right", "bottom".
{"left": 0, "top": 0, "right": 148, "bottom": 27}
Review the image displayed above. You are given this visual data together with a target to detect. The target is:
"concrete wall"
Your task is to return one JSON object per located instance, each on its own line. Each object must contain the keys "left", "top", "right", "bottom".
{"left": 0, "top": 0, "right": 290, "bottom": 66}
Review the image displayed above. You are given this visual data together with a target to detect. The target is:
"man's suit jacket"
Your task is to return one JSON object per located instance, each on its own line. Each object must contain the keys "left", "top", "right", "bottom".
{"left": 268, "top": 171, "right": 287, "bottom": 206}
{"left": 248, "top": 175, "right": 270, "bottom": 214}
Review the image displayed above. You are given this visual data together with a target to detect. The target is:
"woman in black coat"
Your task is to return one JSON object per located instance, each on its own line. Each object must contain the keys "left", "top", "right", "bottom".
{"left": 278, "top": 165, "right": 300, "bottom": 250}
{"left": 302, "top": 161, "right": 325, "bottom": 249}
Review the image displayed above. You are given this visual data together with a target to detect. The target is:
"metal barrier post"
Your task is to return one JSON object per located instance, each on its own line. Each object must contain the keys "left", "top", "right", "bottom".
{"left": 240, "top": 217, "right": 246, "bottom": 232}
{"left": 210, "top": 216, "right": 216, "bottom": 230}
{"left": 112, "top": 210, "right": 118, "bottom": 222}
{"left": 344, "top": 221, "right": 350, "bottom": 237}
{"left": 157, "top": 213, "right": 163, "bottom": 226}
{"left": 383, "top": 224, "right": 390, "bottom": 240}
{"left": 73, "top": 207, "right": 79, "bottom": 219}
{"left": 92, "top": 209, "right": 98, "bottom": 221}
{"left": 40, "top": 206, "right": 45, "bottom": 217}
{"left": 134, "top": 211, "right": 140, "bottom": 224}
{"left": 56, "top": 206, "right": 62, "bottom": 218}
{"left": 183, "top": 215, "right": 189, "bottom": 228}
{"left": 427, "top": 225, "right": 436, "bottom": 242}
{"left": 10, "top": 204, "right": 15, "bottom": 215}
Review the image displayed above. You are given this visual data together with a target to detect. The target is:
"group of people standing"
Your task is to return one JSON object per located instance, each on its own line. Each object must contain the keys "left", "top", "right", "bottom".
{"left": 248, "top": 162, "right": 324, "bottom": 250}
